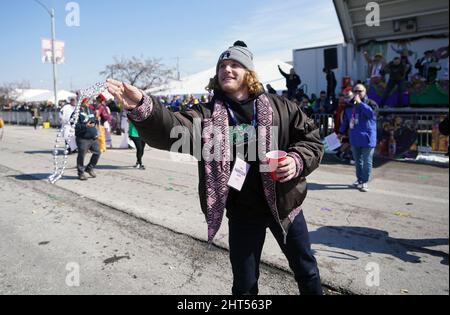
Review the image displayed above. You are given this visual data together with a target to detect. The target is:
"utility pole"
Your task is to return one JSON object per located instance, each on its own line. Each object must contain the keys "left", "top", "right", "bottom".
{"left": 34, "top": 0, "right": 58, "bottom": 110}
{"left": 176, "top": 57, "right": 180, "bottom": 81}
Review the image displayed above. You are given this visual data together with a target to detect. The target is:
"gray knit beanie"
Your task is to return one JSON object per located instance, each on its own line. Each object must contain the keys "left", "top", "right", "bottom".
{"left": 217, "top": 41, "right": 255, "bottom": 72}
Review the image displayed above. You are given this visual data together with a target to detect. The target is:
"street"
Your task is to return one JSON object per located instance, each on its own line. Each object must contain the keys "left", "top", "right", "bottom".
{"left": 0, "top": 125, "right": 448, "bottom": 295}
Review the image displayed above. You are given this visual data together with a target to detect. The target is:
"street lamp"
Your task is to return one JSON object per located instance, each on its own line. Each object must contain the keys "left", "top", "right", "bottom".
{"left": 33, "top": 0, "right": 58, "bottom": 110}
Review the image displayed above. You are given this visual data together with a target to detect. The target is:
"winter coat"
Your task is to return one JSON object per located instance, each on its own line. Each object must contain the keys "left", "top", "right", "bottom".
{"left": 130, "top": 93, "right": 324, "bottom": 243}
{"left": 339, "top": 98, "right": 378, "bottom": 148}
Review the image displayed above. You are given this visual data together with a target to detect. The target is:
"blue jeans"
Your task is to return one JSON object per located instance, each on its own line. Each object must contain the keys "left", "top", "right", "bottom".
{"left": 228, "top": 211, "right": 323, "bottom": 295}
{"left": 351, "top": 146, "right": 375, "bottom": 184}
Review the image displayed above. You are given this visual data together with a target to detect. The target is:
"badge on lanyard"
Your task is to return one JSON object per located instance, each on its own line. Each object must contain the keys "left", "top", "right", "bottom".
{"left": 227, "top": 156, "right": 251, "bottom": 192}
{"left": 350, "top": 119, "right": 355, "bottom": 129}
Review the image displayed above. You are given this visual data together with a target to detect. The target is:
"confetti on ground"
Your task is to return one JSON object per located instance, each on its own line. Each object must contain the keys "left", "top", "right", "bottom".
{"left": 321, "top": 208, "right": 333, "bottom": 212}
{"left": 418, "top": 175, "right": 432, "bottom": 181}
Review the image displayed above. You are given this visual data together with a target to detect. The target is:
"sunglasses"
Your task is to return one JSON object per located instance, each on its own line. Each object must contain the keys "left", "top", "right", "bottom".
{"left": 354, "top": 90, "right": 364, "bottom": 93}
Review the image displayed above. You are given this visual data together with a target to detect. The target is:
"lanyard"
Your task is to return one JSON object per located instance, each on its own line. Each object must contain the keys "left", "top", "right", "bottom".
{"left": 225, "top": 100, "right": 257, "bottom": 128}
{"left": 352, "top": 107, "right": 357, "bottom": 120}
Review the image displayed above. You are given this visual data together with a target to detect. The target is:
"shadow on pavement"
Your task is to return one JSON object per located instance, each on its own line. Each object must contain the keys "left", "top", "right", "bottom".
{"left": 24, "top": 150, "right": 54, "bottom": 155}
{"left": 9, "top": 174, "right": 79, "bottom": 181}
{"left": 310, "top": 226, "right": 449, "bottom": 266}
{"left": 308, "top": 183, "right": 353, "bottom": 191}
{"left": 10, "top": 174, "right": 52, "bottom": 181}
{"left": 95, "top": 165, "right": 135, "bottom": 170}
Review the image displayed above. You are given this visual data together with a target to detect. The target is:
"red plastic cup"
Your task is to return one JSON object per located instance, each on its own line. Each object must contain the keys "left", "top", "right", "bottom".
{"left": 265, "top": 150, "right": 287, "bottom": 181}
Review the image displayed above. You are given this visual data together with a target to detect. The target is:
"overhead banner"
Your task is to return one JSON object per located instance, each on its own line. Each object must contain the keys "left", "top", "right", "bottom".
{"left": 41, "top": 39, "right": 65, "bottom": 64}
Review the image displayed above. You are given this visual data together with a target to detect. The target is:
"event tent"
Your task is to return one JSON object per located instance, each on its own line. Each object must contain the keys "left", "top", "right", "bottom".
{"left": 13, "top": 89, "right": 77, "bottom": 103}
{"left": 149, "top": 59, "right": 294, "bottom": 96}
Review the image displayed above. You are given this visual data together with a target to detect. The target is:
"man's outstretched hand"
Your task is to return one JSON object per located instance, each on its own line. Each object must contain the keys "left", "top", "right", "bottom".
{"left": 106, "top": 79, "right": 143, "bottom": 111}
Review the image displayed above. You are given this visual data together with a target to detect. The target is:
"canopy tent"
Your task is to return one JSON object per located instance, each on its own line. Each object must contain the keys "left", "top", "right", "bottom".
{"left": 13, "top": 89, "right": 51, "bottom": 103}
{"left": 13, "top": 89, "right": 77, "bottom": 103}
{"left": 149, "top": 59, "right": 294, "bottom": 96}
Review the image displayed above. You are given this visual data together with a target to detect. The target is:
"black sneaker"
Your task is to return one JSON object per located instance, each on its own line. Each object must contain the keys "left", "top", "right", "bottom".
{"left": 139, "top": 164, "right": 146, "bottom": 170}
{"left": 78, "top": 173, "right": 88, "bottom": 181}
{"left": 86, "top": 168, "right": 97, "bottom": 178}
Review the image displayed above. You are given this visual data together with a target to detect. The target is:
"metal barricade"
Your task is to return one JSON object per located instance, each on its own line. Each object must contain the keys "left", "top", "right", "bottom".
{"left": 0, "top": 109, "right": 448, "bottom": 152}
{"left": 0, "top": 110, "right": 62, "bottom": 128}
{"left": 311, "top": 114, "right": 335, "bottom": 138}
{"left": 311, "top": 110, "right": 448, "bottom": 153}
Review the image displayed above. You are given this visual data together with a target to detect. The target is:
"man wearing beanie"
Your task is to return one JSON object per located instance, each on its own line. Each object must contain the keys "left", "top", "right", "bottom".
{"left": 107, "top": 41, "right": 324, "bottom": 295}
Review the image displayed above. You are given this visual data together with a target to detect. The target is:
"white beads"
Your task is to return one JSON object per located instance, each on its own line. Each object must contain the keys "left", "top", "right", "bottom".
{"left": 48, "top": 82, "right": 107, "bottom": 184}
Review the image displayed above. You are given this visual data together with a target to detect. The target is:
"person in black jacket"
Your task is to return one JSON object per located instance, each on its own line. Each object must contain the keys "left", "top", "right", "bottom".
{"left": 323, "top": 68, "right": 337, "bottom": 101}
{"left": 278, "top": 65, "right": 301, "bottom": 100}
{"left": 75, "top": 98, "right": 101, "bottom": 181}
{"left": 107, "top": 41, "right": 324, "bottom": 295}
{"left": 415, "top": 50, "right": 442, "bottom": 83}
{"left": 380, "top": 57, "right": 408, "bottom": 107}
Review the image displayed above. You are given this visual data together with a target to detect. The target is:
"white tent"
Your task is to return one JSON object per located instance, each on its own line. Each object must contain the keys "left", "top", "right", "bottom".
{"left": 13, "top": 89, "right": 77, "bottom": 103}
{"left": 14, "top": 89, "right": 51, "bottom": 103}
{"left": 47, "top": 90, "right": 77, "bottom": 103}
{"left": 150, "top": 59, "right": 293, "bottom": 96}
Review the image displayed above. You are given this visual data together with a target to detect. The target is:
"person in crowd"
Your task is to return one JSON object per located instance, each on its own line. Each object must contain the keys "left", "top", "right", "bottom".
{"left": 30, "top": 104, "right": 40, "bottom": 130}
{"left": 93, "top": 94, "right": 113, "bottom": 149}
{"left": 415, "top": 50, "right": 442, "bottom": 83}
{"left": 298, "top": 97, "right": 313, "bottom": 117}
{"left": 380, "top": 57, "right": 408, "bottom": 107}
{"left": 323, "top": 68, "right": 337, "bottom": 101}
{"left": 128, "top": 120, "right": 146, "bottom": 170}
{"left": 390, "top": 47, "right": 413, "bottom": 81}
{"left": 278, "top": 65, "right": 301, "bottom": 100}
{"left": 59, "top": 97, "right": 78, "bottom": 153}
{"left": 107, "top": 99, "right": 122, "bottom": 135}
{"left": 334, "top": 93, "right": 352, "bottom": 162}
{"left": 107, "top": 40, "right": 324, "bottom": 295}
{"left": 339, "top": 85, "right": 378, "bottom": 192}
{"left": 313, "top": 91, "right": 332, "bottom": 114}
{"left": 294, "top": 88, "right": 309, "bottom": 103}
{"left": 74, "top": 98, "right": 101, "bottom": 181}
{"left": 363, "top": 51, "right": 386, "bottom": 85}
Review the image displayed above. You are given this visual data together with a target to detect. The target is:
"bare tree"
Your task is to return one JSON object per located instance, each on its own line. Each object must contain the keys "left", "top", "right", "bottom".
{"left": 100, "top": 56, "right": 175, "bottom": 91}
{"left": 0, "top": 81, "right": 31, "bottom": 106}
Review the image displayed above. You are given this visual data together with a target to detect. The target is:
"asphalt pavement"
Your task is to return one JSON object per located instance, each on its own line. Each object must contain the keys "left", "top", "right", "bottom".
{"left": 0, "top": 125, "right": 448, "bottom": 295}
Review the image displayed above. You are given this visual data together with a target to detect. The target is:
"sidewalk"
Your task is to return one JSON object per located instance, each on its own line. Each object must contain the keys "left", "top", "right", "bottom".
{"left": 1, "top": 126, "right": 448, "bottom": 295}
